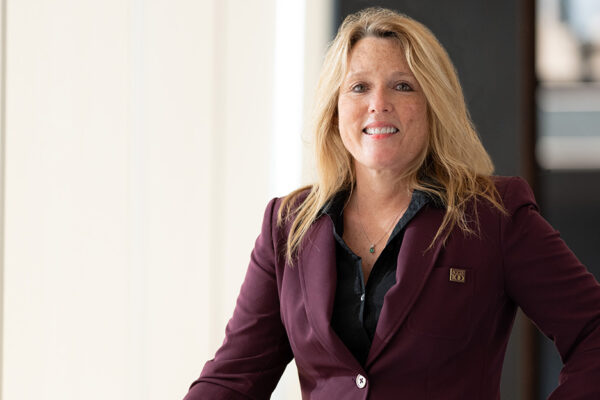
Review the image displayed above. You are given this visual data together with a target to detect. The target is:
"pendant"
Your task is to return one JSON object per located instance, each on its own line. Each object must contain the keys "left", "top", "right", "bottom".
{"left": 369, "top": 245, "right": 375, "bottom": 253}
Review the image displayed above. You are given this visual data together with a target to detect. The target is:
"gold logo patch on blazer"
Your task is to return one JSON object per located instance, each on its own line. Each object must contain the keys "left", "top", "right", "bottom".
{"left": 449, "top": 268, "right": 466, "bottom": 283}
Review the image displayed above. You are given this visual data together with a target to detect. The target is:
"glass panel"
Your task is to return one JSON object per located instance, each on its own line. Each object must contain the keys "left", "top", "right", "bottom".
{"left": 537, "top": 0, "right": 600, "bottom": 170}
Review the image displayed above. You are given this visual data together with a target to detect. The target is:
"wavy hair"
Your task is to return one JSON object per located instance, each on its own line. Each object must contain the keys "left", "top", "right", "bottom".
{"left": 278, "top": 7, "right": 505, "bottom": 264}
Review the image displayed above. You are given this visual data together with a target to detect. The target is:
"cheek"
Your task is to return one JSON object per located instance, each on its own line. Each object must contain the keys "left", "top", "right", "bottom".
{"left": 337, "top": 121, "right": 354, "bottom": 151}
{"left": 403, "top": 106, "right": 429, "bottom": 152}
{"left": 337, "top": 98, "right": 362, "bottom": 129}
{"left": 406, "top": 104, "right": 429, "bottom": 134}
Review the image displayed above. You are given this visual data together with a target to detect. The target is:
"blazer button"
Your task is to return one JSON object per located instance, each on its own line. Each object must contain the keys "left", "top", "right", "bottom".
{"left": 355, "top": 374, "right": 367, "bottom": 389}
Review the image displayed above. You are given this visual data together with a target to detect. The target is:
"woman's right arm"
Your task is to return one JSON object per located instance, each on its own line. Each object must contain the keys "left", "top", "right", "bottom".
{"left": 183, "top": 198, "right": 294, "bottom": 400}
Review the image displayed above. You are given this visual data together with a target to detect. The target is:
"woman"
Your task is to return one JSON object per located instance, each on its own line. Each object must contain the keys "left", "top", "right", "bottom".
{"left": 184, "top": 8, "right": 600, "bottom": 399}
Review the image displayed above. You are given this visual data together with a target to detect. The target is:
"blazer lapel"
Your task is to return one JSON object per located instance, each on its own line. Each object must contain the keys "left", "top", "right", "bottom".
{"left": 366, "top": 206, "right": 445, "bottom": 367}
{"left": 298, "top": 215, "right": 363, "bottom": 369}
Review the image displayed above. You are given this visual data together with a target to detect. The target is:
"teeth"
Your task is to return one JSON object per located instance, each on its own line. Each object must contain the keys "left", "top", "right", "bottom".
{"left": 365, "top": 127, "right": 398, "bottom": 134}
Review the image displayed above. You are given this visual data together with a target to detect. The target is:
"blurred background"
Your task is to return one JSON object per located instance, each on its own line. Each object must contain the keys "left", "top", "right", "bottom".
{"left": 0, "top": 0, "right": 598, "bottom": 399}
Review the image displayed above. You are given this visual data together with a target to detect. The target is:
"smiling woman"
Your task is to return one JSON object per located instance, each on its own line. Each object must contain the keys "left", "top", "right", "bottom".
{"left": 183, "top": 7, "right": 600, "bottom": 400}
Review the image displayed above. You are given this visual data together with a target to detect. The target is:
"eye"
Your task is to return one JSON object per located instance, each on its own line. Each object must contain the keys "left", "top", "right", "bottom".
{"left": 395, "top": 82, "right": 413, "bottom": 92}
{"left": 351, "top": 83, "right": 367, "bottom": 93}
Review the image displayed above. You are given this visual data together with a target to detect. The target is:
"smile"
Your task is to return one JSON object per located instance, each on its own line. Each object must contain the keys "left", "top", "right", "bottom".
{"left": 363, "top": 127, "right": 398, "bottom": 135}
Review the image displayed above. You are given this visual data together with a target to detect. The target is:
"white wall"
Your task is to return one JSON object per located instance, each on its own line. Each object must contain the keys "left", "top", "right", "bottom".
{"left": 1, "top": 1, "right": 331, "bottom": 399}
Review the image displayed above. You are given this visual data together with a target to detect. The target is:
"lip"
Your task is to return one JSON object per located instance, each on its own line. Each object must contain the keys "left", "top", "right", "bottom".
{"left": 362, "top": 121, "right": 399, "bottom": 138}
{"left": 366, "top": 133, "right": 394, "bottom": 140}
{"left": 363, "top": 121, "right": 399, "bottom": 130}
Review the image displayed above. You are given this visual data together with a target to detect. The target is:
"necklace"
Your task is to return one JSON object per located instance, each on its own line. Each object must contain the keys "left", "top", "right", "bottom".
{"left": 356, "top": 196, "right": 406, "bottom": 254}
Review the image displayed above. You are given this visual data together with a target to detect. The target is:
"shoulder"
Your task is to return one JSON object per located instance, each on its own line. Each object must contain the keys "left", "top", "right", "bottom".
{"left": 491, "top": 175, "right": 533, "bottom": 198}
{"left": 263, "top": 186, "right": 313, "bottom": 231}
{"left": 272, "top": 185, "right": 312, "bottom": 216}
{"left": 282, "top": 185, "right": 313, "bottom": 206}
{"left": 491, "top": 176, "right": 538, "bottom": 213}
{"left": 264, "top": 186, "right": 312, "bottom": 213}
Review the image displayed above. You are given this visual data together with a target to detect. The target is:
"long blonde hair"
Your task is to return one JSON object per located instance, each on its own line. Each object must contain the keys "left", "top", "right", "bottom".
{"left": 278, "top": 7, "right": 505, "bottom": 263}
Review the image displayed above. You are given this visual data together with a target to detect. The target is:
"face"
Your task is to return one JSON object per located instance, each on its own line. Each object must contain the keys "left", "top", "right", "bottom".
{"left": 337, "top": 37, "right": 429, "bottom": 176}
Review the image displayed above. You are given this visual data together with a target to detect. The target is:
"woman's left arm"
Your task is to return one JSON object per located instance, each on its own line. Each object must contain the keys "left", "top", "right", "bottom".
{"left": 501, "top": 177, "right": 600, "bottom": 399}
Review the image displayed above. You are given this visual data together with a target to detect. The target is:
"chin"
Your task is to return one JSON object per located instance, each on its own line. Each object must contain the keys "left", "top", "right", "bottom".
{"left": 359, "top": 160, "right": 408, "bottom": 174}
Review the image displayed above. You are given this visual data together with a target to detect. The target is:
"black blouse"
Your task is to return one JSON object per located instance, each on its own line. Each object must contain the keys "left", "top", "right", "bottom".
{"left": 323, "top": 189, "right": 431, "bottom": 365}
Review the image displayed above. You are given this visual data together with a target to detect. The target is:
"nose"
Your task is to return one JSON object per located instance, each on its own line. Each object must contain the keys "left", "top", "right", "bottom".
{"left": 368, "top": 88, "right": 392, "bottom": 113}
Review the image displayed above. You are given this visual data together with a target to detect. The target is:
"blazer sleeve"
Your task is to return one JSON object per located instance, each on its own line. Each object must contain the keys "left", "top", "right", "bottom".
{"left": 501, "top": 177, "right": 600, "bottom": 399}
{"left": 183, "top": 198, "right": 293, "bottom": 400}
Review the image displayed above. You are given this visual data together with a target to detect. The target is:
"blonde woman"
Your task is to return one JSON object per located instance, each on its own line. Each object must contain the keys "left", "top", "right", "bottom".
{"left": 184, "top": 8, "right": 600, "bottom": 399}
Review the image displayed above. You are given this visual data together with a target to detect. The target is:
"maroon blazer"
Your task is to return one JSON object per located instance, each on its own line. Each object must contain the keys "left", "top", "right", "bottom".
{"left": 184, "top": 177, "right": 600, "bottom": 399}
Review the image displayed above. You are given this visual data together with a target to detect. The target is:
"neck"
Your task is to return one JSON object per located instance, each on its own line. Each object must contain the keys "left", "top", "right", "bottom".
{"left": 350, "top": 165, "right": 412, "bottom": 216}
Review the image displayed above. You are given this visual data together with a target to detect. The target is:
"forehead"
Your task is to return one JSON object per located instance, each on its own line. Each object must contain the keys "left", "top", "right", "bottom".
{"left": 345, "top": 36, "right": 410, "bottom": 77}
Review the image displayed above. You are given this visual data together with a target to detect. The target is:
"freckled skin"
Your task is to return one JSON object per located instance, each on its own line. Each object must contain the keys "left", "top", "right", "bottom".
{"left": 337, "top": 37, "right": 429, "bottom": 176}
